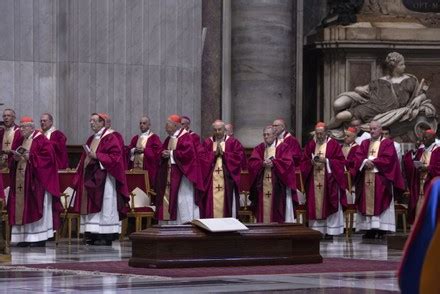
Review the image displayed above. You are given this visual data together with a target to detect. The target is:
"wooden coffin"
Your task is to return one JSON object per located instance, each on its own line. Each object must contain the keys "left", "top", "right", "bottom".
{"left": 129, "top": 223, "right": 322, "bottom": 268}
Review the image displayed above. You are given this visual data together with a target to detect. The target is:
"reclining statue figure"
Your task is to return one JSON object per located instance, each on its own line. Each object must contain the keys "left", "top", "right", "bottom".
{"left": 328, "top": 52, "right": 437, "bottom": 141}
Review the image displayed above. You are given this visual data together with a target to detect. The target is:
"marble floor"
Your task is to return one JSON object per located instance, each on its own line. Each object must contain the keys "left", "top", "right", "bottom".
{"left": 0, "top": 234, "right": 402, "bottom": 293}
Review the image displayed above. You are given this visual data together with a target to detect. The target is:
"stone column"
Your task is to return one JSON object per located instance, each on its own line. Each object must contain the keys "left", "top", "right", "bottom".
{"left": 231, "top": 0, "right": 294, "bottom": 147}
{"left": 201, "top": 0, "right": 222, "bottom": 138}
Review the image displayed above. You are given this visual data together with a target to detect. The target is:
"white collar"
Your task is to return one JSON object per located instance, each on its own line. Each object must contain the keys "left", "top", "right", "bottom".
{"left": 44, "top": 126, "right": 56, "bottom": 135}
{"left": 315, "top": 137, "right": 329, "bottom": 144}
{"left": 278, "top": 131, "right": 286, "bottom": 140}
{"left": 345, "top": 141, "right": 356, "bottom": 147}
{"left": 94, "top": 127, "right": 105, "bottom": 139}
{"left": 427, "top": 141, "right": 438, "bottom": 152}
{"left": 140, "top": 130, "right": 151, "bottom": 137}
{"left": 370, "top": 135, "right": 383, "bottom": 143}
{"left": 5, "top": 124, "right": 16, "bottom": 131}
{"left": 213, "top": 135, "right": 227, "bottom": 142}
{"left": 25, "top": 130, "right": 40, "bottom": 140}
{"left": 172, "top": 128, "right": 181, "bottom": 138}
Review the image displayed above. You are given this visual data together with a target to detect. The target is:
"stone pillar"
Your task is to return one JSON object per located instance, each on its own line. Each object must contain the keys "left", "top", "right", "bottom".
{"left": 231, "top": 0, "right": 294, "bottom": 147}
{"left": 201, "top": 0, "right": 222, "bottom": 138}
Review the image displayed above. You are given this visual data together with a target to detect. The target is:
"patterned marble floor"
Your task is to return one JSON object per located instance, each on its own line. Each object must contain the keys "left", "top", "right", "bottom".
{"left": 0, "top": 234, "right": 402, "bottom": 293}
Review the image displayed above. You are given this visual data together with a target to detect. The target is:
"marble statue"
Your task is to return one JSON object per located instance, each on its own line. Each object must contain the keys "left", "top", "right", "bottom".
{"left": 328, "top": 52, "right": 437, "bottom": 141}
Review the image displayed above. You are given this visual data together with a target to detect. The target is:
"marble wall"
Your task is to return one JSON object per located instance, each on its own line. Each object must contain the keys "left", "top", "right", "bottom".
{"left": 0, "top": 0, "right": 202, "bottom": 144}
{"left": 0, "top": 0, "right": 58, "bottom": 128}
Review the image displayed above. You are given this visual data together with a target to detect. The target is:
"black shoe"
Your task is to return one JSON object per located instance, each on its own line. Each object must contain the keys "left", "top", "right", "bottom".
{"left": 16, "top": 242, "right": 29, "bottom": 247}
{"left": 362, "top": 230, "right": 377, "bottom": 239}
{"left": 324, "top": 234, "right": 334, "bottom": 241}
{"left": 29, "top": 241, "right": 46, "bottom": 247}
{"left": 376, "top": 230, "right": 386, "bottom": 239}
{"left": 92, "top": 239, "right": 112, "bottom": 246}
{"left": 85, "top": 239, "right": 95, "bottom": 245}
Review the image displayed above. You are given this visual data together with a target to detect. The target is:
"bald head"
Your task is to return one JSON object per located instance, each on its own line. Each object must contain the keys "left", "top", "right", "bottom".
{"left": 225, "top": 123, "right": 234, "bottom": 136}
{"left": 369, "top": 121, "right": 382, "bottom": 140}
{"left": 3, "top": 109, "right": 16, "bottom": 128}
{"left": 139, "top": 116, "right": 151, "bottom": 133}
{"left": 344, "top": 130, "right": 356, "bottom": 145}
{"left": 212, "top": 120, "right": 226, "bottom": 140}
{"left": 40, "top": 113, "right": 54, "bottom": 132}
{"left": 105, "top": 115, "right": 112, "bottom": 128}
{"left": 181, "top": 116, "right": 191, "bottom": 131}
{"left": 315, "top": 125, "right": 327, "bottom": 144}
{"left": 272, "top": 119, "right": 286, "bottom": 137}
{"left": 423, "top": 130, "right": 436, "bottom": 147}
{"left": 263, "top": 126, "right": 277, "bottom": 145}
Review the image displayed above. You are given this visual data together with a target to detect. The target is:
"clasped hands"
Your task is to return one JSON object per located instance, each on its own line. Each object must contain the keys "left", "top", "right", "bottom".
{"left": 86, "top": 150, "right": 97, "bottom": 160}
{"left": 312, "top": 156, "right": 326, "bottom": 165}
{"left": 13, "top": 151, "right": 30, "bottom": 161}
{"left": 162, "top": 150, "right": 171, "bottom": 158}
{"left": 215, "top": 143, "right": 224, "bottom": 157}
{"left": 364, "top": 159, "right": 375, "bottom": 170}
{"left": 263, "top": 158, "right": 273, "bottom": 168}
{"left": 134, "top": 147, "right": 144, "bottom": 155}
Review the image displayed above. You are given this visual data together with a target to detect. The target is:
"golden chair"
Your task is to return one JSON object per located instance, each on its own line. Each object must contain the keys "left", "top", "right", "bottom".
{"left": 58, "top": 169, "right": 81, "bottom": 245}
{"left": 0, "top": 199, "right": 9, "bottom": 251}
{"left": 237, "top": 171, "right": 255, "bottom": 223}
{"left": 395, "top": 192, "right": 409, "bottom": 234}
{"left": 295, "top": 170, "right": 307, "bottom": 225}
{"left": 120, "top": 169, "right": 156, "bottom": 240}
{"left": 344, "top": 171, "right": 357, "bottom": 239}
{"left": 1, "top": 169, "right": 10, "bottom": 247}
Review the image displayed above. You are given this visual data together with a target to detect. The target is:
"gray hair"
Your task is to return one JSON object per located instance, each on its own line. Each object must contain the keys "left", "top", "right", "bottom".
{"left": 212, "top": 120, "right": 225, "bottom": 128}
{"left": 3, "top": 108, "right": 16, "bottom": 117}
{"left": 263, "top": 125, "right": 275, "bottom": 134}
{"left": 369, "top": 120, "right": 382, "bottom": 128}
{"left": 41, "top": 112, "right": 53, "bottom": 122}
{"left": 140, "top": 116, "right": 151, "bottom": 123}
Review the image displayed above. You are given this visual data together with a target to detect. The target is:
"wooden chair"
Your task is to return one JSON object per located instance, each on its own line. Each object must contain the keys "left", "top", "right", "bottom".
{"left": 237, "top": 171, "right": 255, "bottom": 223}
{"left": 0, "top": 196, "right": 10, "bottom": 257}
{"left": 1, "top": 170, "right": 10, "bottom": 246}
{"left": 344, "top": 171, "right": 356, "bottom": 239}
{"left": 120, "top": 169, "right": 156, "bottom": 240}
{"left": 395, "top": 203, "right": 408, "bottom": 234}
{"left": 295, "top": 170, "right": 307, "bottom": 225}
{"left": 58, "top": 169, "right": 81, "bottom": 244}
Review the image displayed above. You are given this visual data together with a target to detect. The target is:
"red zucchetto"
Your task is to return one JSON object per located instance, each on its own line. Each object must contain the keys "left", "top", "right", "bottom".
{"left": 315, "top": 122, "right": 326, "bottom": 129}
{"left": 20, "top": 116, "right": 33, "bottom": 123}
{"left": 168, "top": 114, "right": 181, "bottom": 123}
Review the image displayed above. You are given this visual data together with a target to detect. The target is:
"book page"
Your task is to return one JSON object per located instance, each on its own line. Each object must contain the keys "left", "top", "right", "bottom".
{"left": 16, "top": 146, "right": 27, "bottom": 154}
{"left": 192, "top": 218, "right": 248, "bottom": 233}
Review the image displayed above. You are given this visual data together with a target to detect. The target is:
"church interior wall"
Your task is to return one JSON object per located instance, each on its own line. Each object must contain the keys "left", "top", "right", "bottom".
{"left": 0, "top": 0, "right": 202, "bottom": 145}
